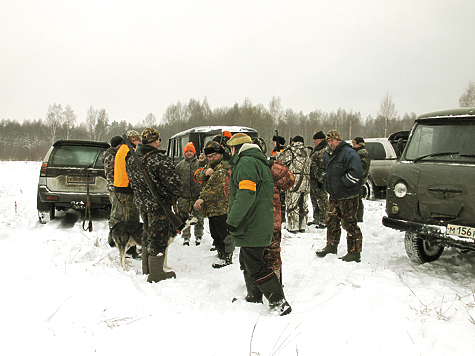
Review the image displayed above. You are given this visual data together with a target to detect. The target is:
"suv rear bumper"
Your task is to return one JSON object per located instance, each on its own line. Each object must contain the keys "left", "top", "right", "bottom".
{"left": 38, "top": 185, "right": 110, "bottom": 211}
{"left": 382, "top": 216, "right": 475, "bottom": 251}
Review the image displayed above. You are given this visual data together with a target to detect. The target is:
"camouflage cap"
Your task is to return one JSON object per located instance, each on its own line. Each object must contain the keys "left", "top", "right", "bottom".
{"left": 352, "top": 136, "right": 365, "bottom": 146}
{"left": 141, "top": 127, "right": 160, "bottom": 144}
{"left": 227, "top": 133, "right": 252, "bottom": 146}
{"left": 326, "top": 129, "right": 342, "bottom": 141}
{"left": 252, "top": 137, "right": 267, "bottom": 154}
{"left": 126, "top": 130, "right": 141, "bottom": 142}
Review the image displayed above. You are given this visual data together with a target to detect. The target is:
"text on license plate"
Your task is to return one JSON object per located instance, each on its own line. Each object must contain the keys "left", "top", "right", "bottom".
{"left": 447, "top": 224, "right": 475, "bottom": 239}
{"left": 67, "top": 176, "right": 95, "bottom": 184}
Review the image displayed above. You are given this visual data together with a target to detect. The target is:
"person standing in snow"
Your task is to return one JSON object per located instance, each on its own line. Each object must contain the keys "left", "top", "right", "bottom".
{"left": 309, "top": 131, "right": 331, "bottom": 228}
{"left": 352, "top": 137, "right": 371, "bottom": 223}
{"left": 110, "top": 130, "right": 141, "bottom": 231}
{"left": 277, "top": 135, "right": 312, "bottom": 233}
{"left": 226, "top": 133, "right": 292, "bottom": 316}
{"left": 315, "top": 130, "right": 364, "bottom": 263}
{"left": 175, "top": 142, "right": 204, "bottom": 246}
{"left": 193, "top": 141, "right": 233, "bottom": 268}
{"left": 126, "top": 128, "right": 182, "bottom": 282}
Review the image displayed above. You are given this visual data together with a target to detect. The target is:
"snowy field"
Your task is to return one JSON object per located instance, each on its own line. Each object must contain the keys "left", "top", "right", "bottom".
{"left": 1, "top": 161, "right": 475, "bottom": 356}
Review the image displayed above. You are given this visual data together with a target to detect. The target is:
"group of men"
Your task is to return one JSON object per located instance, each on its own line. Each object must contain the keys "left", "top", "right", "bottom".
{"left": 272, "top": 130, "right": 370, "bottom": 263}
{"left": 103, "top": 126, "right": 371, "bottom": 316}
{"left": 104, "top": 128, "right": 293, "bottom": 316}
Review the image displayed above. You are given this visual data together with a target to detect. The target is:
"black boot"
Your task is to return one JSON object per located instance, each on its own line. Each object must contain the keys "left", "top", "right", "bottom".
{"left": 340, "top": 252, "right": 361, "bottom": 263}
{"left": 243, "top": 272, "right": 263, "bottom": 303}
{"left": 147, "top": 254, "right": 176, "bottom": 283}
{"left": 212, "top": 251, "right": 233, "bottom": 269}
{"left": 255, "top": 272, "right": 292, "bottom": 316}
{"left": 315, "top": 244, "right": 337, "bottom": 257}
{"left": 141, "top": 246, "right": 149, "bottom": 275}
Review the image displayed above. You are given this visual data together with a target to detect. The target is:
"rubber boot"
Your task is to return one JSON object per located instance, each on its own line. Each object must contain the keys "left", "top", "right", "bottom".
{"left": 315, "top": 244, "right": 337, "bottom": 257}
{"left": 243, "top": 272, "right": 263, "bottom": 303}
{"left": 340, "top": 252, "right": 361, "bottom": 263}
{"left": 147, "top": 254, "right": 176, "bottom": 283}
{"left": 141, "top": 246, "right": 149, "bottom": 275}
{"left": 212, "top": 251, "right": 233, "bottom": 269}
{"left": 255, "top": 272, "right": 292, "bottom": 316}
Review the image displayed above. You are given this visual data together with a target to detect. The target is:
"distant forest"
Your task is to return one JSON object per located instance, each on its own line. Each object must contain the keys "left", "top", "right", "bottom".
{"left": 0, "top": 93, "right": 463, "bottom": 161}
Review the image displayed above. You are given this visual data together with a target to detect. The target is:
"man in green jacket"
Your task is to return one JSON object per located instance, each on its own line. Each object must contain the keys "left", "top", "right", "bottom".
{"left": 226, "top": 133, "right": 292, "bottom": 316}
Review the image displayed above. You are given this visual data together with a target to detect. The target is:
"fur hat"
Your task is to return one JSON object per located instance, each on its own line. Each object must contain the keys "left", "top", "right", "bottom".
{"left": 252, "top": 137, "right": 267, "bottom": 154}
{"left": 326, "top": 130, "right": 342, "bottom": 141}
{"left": 313, "top": 131, "right": 326, "bottom": 140}
{"left": 110, "top": 136, "right": 123, "bottom": 147}
{"left": 272, "top": 135, "right": 286, "bottom": 145}
{"left": 204, "top": 141, "right": 225, "bottom": 155}
{"left": 292, "top": 135, "right": 304, "bottom": 144}
{"left": 227, "top": 133, "right": 252, "bottom": 147}
{"left": 126, "top": 130, "right": 141, "bottom": 142}
{"left": 184, "top": 142, "right": 196, "bottom": 154}
{"left": 141, "top": 128, "right": 160, "bottom": 145}
{"left": 352, "top": 137, "right": 365, "bottom": 146}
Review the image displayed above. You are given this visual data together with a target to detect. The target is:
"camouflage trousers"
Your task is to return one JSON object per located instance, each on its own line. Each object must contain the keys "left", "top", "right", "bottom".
{"left": 263, "top": 230, "right": 282, "bottom": 282}
{"left": 310, "top": 183, "right": 329, "bottom": 225}
{"left": 325, "top": 196, "right": 363, "bottom": 253}
{"left": 177, "top": 197, "right": 204, "bottom": 241}
{"left": 285, "top": 191, "right": 309, "bottom": 231}
{"left": 109, "top": 191, "right": 140, "bottom": 229}
{"left": 142, "top": 210, "right": 177, "bottom": 256}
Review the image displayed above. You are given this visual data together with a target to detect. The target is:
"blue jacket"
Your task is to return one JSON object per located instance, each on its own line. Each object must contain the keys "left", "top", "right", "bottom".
{"left": 323, "top": 141, "right": 363, "bottom": 200}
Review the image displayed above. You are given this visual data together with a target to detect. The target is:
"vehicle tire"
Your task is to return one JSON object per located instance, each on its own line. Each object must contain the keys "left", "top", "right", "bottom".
{"left": 404, "top": 231, "right": 444, "bottom": 263}
{"left": 361, "top": 176, "right": 375, "bottom": 200}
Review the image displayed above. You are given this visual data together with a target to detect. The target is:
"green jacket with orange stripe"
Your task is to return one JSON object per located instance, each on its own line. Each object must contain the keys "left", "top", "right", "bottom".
{"left": 226, "top": 143, "right": 274, "bottom": 247}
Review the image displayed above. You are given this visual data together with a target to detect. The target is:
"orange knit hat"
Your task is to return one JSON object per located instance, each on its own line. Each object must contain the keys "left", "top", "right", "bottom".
{"left": 184, "top": 142, "right": 196, "bottom": 154}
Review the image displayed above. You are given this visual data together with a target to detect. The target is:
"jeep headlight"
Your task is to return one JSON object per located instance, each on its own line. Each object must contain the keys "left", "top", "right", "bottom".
{"left": 394, "top": 182, "right": 407, "bottom": 198}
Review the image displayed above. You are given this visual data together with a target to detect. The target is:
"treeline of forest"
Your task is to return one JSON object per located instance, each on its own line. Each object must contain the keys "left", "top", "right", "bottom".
{"left": 0, "top": 96, "right": 417, "bottom": 161}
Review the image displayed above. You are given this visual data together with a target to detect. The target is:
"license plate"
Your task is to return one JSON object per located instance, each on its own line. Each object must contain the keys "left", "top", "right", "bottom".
{"left": 447, "top": 224, "right": 475, "bottom": 239}
{"left": 67, "top": 176, "right": 95, "bottom": 184}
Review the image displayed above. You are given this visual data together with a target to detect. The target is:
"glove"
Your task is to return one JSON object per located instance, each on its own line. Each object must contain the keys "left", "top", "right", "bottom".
{"left": 226, "top": 223, "right": 237, "bottom": 232}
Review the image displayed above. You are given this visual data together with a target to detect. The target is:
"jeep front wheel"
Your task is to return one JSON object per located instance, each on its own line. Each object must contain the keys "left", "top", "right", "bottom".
{"left": 404, "top": 231, "right": 444, "bottom": 263}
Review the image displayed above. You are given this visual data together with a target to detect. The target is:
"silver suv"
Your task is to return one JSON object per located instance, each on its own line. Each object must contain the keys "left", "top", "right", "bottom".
{"left": 383, "top": 108, "right": 475, "bottom": 263}
{"left": 37, "top": 140, "right": 111, "bottom": 223}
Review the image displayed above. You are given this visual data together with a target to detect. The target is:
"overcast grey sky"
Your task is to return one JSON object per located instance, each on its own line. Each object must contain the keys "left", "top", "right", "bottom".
{"left": 1, "top": 0, "right": 475, "bottom": 125}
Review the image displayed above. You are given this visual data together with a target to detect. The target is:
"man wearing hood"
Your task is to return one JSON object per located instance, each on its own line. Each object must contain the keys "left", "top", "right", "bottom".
{"left": 226, "top": 133, "right": 292, "bottom": 316}
{"left": 316, "top": 130, "right": 364, "bottom": 262}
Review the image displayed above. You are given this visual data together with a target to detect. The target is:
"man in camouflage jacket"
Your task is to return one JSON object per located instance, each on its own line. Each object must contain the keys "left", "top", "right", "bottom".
{"left": 176, "top": 142, "right": 204, "bottom": 246}
{"left": 193, "top": 141, "right": 232, "bottom": 268}
{"left": 352, "top": 137, "right": 371, "bottom": 222}
{"left": 126, "top": 128, "right": 182, "bottom": 283}
{"left": 277, "top": 135, "right": 312, "bottom": 233}
{"left": 309, "top": 131, "right": 332, "bottom": 228}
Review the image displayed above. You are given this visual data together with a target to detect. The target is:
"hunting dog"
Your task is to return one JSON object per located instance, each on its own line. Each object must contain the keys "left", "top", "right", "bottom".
{"left": 109, "top": 220, "right": 144, "bottom": 271}
{"left": 109, "top": 220, "right": 177, "bottom": 271}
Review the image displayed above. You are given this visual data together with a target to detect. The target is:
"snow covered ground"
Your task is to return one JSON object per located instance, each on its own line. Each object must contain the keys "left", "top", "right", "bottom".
{"left": 1, "top": 161, "right": 475, "bottom": 356}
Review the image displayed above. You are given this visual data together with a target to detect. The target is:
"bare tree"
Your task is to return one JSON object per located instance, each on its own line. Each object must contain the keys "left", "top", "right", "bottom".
{"left": 95, "top": 108, "right": 109, "bottom": 141}
{"left": 45, "top": 103, "right": 64, "bottom": 143}
{"left": 269, "top": 96, "right": 284, "bottom": 127}
{"left": 143, "top": 113, "right": 157, "bottom": 127}
{"left": 378, "top": 94, "right": 398, "bottom": 137}
{"left": 459, "top": 81, "right": 475, "bottom": 107}
{"left": 63, "top": 105, "right": 76, "bottom": 140}
{"left": 86, "top": 106, "right": 98, "bottom": 140}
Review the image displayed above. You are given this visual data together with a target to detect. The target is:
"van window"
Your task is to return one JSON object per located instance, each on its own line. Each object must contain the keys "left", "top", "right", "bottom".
{"left": 405, "top": 123, "right": 475, "bottom": 162}
{"left": 365, "top": 142, "right": 386, "bottom": 160}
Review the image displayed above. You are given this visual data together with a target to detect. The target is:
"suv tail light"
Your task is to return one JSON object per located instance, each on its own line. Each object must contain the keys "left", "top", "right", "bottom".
{"left": 40, "top": 162, "right": 47, "bottom": 176}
